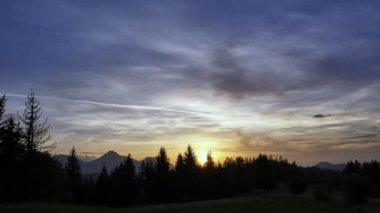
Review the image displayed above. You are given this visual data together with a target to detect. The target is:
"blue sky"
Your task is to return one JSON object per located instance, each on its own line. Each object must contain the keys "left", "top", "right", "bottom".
{"left": 1, "top": 0, "right": 380, "bottom": 164}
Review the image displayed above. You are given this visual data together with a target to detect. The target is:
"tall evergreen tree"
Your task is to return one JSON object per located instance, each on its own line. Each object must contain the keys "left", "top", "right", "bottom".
{"left": 0, "top": 95, "right": 5, "bottom": 120}
{"left": 201, "top": 151, "right": 216, "bottom": 199}
{"left": 154, "top": 147, "right": 172, "bottom": 202}
{"left": 184, "top": 145, "right": 199, "bottom": 170}
{"left": 108, "top": 154, "right": 137, "bottom": 206}
{"left": 204, "top": 151, "right": 215, "bottom": 170}
{"left": 0, "top": 96, "right": 25, "bottom": 202}
{"left": 95, "top": 165, "right": 108, "bottom": 205}
{"left": 175, "top": 153, "right": 184, "bottom": 171}
{"left": 156, "top": 147, "right": 170, "bottom": 175}
{"left": 139, "top": 158, "right": 155, "bottom": 202}
{"left": 19, "top": 90, "right": 54, "bottom": 153}
{"left": 174, "top": 153, "right": 185, "bottom": 200}
{"left": 182, "top": 145, "right": 200, "bottom": 199}
{"left": 65, "top": 146, "right": 82, "bottom": 204}
{"left": 0, "top": 118, "right": 24, "bottom": 163}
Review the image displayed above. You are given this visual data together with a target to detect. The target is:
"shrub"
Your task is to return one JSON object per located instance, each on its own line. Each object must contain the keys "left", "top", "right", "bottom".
{"left": 288, "top": 177, "right": 307, "bottom": 195}
{"left": 343, "top": 174, "right": 371, "bottom": 207}
{"left": 312, "top": 184, "right": 330, "bottom": 201}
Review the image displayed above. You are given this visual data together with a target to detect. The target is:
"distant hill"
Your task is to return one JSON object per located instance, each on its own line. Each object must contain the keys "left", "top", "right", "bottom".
{"left": 55, "top": 151, "right": 142, "bottom": 174}
{"left": 314, "top": 162, "right": 345, "bottom": 171}
{"left": 82, "top": 150, "right": 140, "bottom": 174}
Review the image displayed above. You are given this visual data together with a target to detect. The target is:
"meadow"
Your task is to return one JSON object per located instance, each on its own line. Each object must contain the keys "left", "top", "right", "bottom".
{"left": 1, "top": 194, "right": 380, "bottom": 213}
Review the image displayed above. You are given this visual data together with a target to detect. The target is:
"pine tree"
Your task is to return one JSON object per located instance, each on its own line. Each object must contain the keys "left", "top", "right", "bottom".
{"left": 202, "top": 151, "right": 216, "bottom": 199}
{"left": 95, "top": 165, "right": 108, "bottom": 205}
{"left": 154, "top": 147, "right": 172, "bottom": 202}
{"left": 204, "top": 151, "right": 215, "bottom": 170}
{"left": 0, "top": 118, "right": 24, "bottom": 163}
{"left": 109, "top": 154, "right": 137, "bottom": 206}
{"left": 184, "top": 145, "right": 199, "bottom": 170}
{"left": 19, "top": 90, "right": 53, "bottom": 153}
{"left": 65, "top": 146, "right": 82, "bottom": 204}
{"left": 0, "top": 96, "right": 25, "bottom": 201}
{"left": 156, "top": 147, "right": 170, "bottom": 174}
{"left": 139, "top": 158, "right": 155, "bottom": 201}
{"left": 0, "top": 96, "right": 24, "bottom": 162}
{"left": 254, "top": 154, "right": 277, "bottom": 191}
{"left": 182, "top": 145, "right": 200, "bottom": 199}
{"left": 0, "top": 95, "right": 5, "bottom": 120}
{"left": 175, "top": 153, "right": 184, "bottom": 171}
{"left": 174, "top": 153, "right": 185, "bottom": 199}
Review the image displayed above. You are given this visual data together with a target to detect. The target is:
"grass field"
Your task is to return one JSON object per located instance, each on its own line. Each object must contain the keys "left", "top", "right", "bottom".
{"left": 1, "top": 194, "right": 379, "bottom": 213}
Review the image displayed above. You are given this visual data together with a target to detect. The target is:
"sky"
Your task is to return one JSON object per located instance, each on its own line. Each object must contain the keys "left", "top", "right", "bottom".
{"left": 1, "top": 0, "right": 380, "bottom": 165}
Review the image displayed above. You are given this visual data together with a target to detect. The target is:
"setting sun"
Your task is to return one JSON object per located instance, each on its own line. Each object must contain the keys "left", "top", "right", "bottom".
{"left": 198, "top": 150, "right": 208, "bottom": 165}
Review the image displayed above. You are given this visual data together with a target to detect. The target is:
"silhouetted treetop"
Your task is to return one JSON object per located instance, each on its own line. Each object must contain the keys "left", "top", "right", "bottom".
{"left": 184, "top": 145, "right": 199, "bottom": 170}
{"left": 175, "top": 153, "right": 184, "bottom": 171}
{"left": 155, "top": 147, "right": 170, "bottom": 174}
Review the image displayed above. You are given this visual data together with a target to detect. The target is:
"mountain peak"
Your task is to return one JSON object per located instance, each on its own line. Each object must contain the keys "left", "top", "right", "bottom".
{"left": 103, "top": 150, "right": 119, "bottom": 156}
{"left": 314, "top": 162, "right": 345, "bottom": 171}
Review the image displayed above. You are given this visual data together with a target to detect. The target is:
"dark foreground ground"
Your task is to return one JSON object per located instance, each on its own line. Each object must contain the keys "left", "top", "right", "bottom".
{"left": 1, "top": 194, "right": 380, "bottom": 213}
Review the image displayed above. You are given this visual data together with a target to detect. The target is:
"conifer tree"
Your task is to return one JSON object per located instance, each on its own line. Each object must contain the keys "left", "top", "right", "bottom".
{"left": 0, "top": 96, "right": 25, "bottom": 201}
{"left": 156, "top": 147, "right": 170, "bottom": 174}
{"left": 109, "top": 154, "right": 137, "bottom": 206}
{"left": 184, "top": 145, "right": 199, "bottom": 170}
{"left": 182, "top": 145, "right": 200, "bottom": 199}
{"left": 154, "top": 147, "right": 171, "bottom": 202}
{"left": 0, "top": 118, "right": 24, "bottom": 163}
{"left": 0, "top": 95, "right": 5, "bottom": 120}
{"left": 65, "top": 146, "right": 82, "bottom": 204}
{"left": 175, "top": 153, "right": 184, "bottom": 171}
{"left": 95, "top": 165, "right": 108, "bottom": 205}
{"left": 139, "top": 158, "right": 155, "bottom": 201}
{"left": 204, "top": 151, "right": 215, "bottom": 170}
{"left": 19, "top": 91, "right": 53, "bottom": 153}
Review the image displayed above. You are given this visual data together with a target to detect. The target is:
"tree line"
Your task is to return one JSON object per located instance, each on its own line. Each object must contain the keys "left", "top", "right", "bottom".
{"left": 0, "top": 92, "right": 379, "bottom": 207}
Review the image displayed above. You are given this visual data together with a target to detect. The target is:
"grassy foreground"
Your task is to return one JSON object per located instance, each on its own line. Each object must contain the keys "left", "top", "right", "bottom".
{"left": 1, "top": 194, "right": 379, "bottom": 213}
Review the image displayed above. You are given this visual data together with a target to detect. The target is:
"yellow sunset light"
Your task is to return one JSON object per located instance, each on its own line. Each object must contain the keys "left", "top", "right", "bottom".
{"left": 198, "top": 150, "right": 208, "bottom": 165}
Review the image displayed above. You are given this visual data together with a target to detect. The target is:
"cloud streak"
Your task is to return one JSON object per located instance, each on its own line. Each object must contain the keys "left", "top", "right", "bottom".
{"left": 4, "top": 93, "right": 212, "bottom": 117}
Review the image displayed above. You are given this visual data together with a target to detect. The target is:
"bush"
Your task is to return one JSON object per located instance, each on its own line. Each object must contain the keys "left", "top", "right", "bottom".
{"left": 312, "top": 184, "right": 330, "bottom": 201}
{"left": 343, "top": 174, "right": 371, "bottom": 207}
{"left": 288, "top": 177, "right": 307, "bottom": 195}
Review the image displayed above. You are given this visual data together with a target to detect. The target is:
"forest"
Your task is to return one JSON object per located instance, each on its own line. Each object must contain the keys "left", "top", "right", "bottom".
{"left": 0, "top": 92, "right": 379, "bottom": 208}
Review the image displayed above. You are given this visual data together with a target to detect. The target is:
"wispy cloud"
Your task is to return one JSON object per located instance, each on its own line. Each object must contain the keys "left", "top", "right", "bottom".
{"left": 4, "top": 93, "right": 212, "bottom": 117}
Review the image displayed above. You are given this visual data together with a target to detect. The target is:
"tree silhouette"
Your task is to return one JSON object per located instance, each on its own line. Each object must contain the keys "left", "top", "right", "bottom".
{"left": 174, "top": 153, "right": 185, "bottom": 200}
{"left": 154, "top": 147, "right": 172, "bottom": 202}
{"left": 139, "top": 158, "right": 155, "bottom": 202}
{"left": 201, "top": 151, "right": 216, "bottom": 199}
{"left": 175, "top": 153, "right": 184, "bottom": 171}
{"left": 182, "top": 145, "right": 200, "bottom": 200}
{"left": 0, "top": 96, "right": 25, "bottom": 202}
{"left": 0, "top": 118, "right": 24, "bottom": 164}
{"left": 344, "top": 160, "right": 361, "bottom": 174}
{"left": 253, "top": 154, "right": 277, "bottom": 191}
{"left": 95, "top": 165, "right": 108, "bottom": 205}
{"left": 0, "top": 95, "right": 5, "bottom": 120}
{"left": 65, "top": 146, "right": 82, "bottom": 204}
{"left": 108, "top": 154, "right": 137, "bottom": 206}
{"left": 204, "top": 151, "right": 215, "bottom": 170}
{"left": 184, "top": 145, "right": 199, "bottom": 170}
{"left": 19, "top": 90, "right": 53, "bottom": 153}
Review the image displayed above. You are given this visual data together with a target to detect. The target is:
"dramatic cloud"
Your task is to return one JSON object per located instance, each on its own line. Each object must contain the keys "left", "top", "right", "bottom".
{"left": 1, "top": 0, "right": 380, "bottom": 164}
